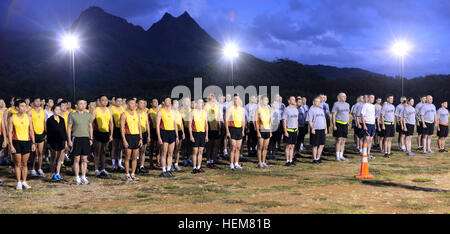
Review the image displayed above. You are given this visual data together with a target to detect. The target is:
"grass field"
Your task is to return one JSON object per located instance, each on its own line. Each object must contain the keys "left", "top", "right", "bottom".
{"left": 0, "top": 131, "right": 449, "bottom": 214}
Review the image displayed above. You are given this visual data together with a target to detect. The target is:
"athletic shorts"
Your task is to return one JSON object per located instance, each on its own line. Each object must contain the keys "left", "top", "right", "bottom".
{"left": 356, "top": 126, "right": 364, "bottom": 138}
{"left": 50, "top": 140, "right": 66, "bottom": 151}
{"left": 396, "top": 122, "right": 405, "bottom": 135}
{"left": 438, "top": 125, "right": 448, "bottom": 138}
{"left": 35, "top": 133, "right": 45, "bottom": 143}
{"left": 229, "top": 127, "right": 243, "bottom": 140}
{"left": 259, "top": 131, "right": 271, "bottom": 139}
{"left": 351, "top": 119, "right": 356, "bottom": 129}
{"left": 376, "top": 119, "right": 382, "bottom": 133}
{"left": 363, "top": 124, "right": 376, "bottom": 137}
{"left": 192, "top": 132, "right": 206, "bottom": 148}
{"left": 160, "top": 130, "right": 176, "bottom": 144}
{"left": 94, "top": 131, "right": 110, "bottom": 143}
{"left": 150, "top": 128, "right": 157, "bottom": 141}
{"left": 125, "top": 134, "right": 140, "bottom": 150}
{"left": 113, "top": 127, "right": 122, "bottom": 139}
{"left": 405, "top": 124, "right": 415, "bottom": 136}
{"left": 12, "top": 140, "right": 31, "bottom": 155}
{"left": 0, "top": 135, "right": 3, "bottom": 150}
{"left": 333, "top": 122, "right": 348, "bottom": 138}
{"left": 310, "top": 129, "right": 326, "bottom": 146}
{"left": 208, "top": 130, "right": 220, "bottom": 140}
{"left": 424, "top": 122, "right": 435, "bottom": 136}
{"left": 142, "top": 131, "right": 149, "bottom": 144}
{"left": 417, "top": 121, "right": 423, "bottom": 134}
{"left": 178, "top": 131, "right": 183, "bottom": 141}
{"left": 71, "top": 137, "right": 91, "bottom": 157}
{"left": 383, "top": 124, "right": 395, "bottom": 138}
{"left": 286, "top": 131, "right": 298, "bottom": 145}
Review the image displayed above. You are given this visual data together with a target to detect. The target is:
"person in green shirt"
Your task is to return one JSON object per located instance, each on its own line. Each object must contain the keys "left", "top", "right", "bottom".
{"left": 67, "top": 99, "right": 93, "bottom": 185}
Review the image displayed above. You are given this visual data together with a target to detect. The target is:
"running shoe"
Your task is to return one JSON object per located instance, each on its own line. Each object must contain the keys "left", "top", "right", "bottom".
{"left": 38, "top": 169, "right": 45, "bottom": 176}
{"left": 336, "top": 157, "right": 341, "bottom": 162}
{"left": 130, "top": 174, "right": 139, "bottom": 181}
{"left": 317, "top": 159, "right": 323, "bottom": 164}
{"left": 118, "top": 165, "right": 126, "bottom": 172}
{"left": 173, "top": 164, "right": 181, "bottom": 172}
{"left": 30, "top": 170, "right": 37, "bottom": 177}
{"left": 80, "top": 177, "right": 90, "bottom": 185}
{"left": 75, "top": 177, "right": 82, "bottom": 185}
{"left": 290, "top": 161, "right": 296, "bottom": 166}
{"left": 125, "top": 174, "right": 133, "bottom": 181}
{"left": 262, "top": 162, "right": 269, "bottom": 168}
{"left": 95, "top": 170, "right": 101, "bottom": 177}
{"left": 234, "top": 164, "right": 243, "bottom": 170}
{"left": 230, "top": 164, "right": 235, "bottom": 170}
{"left": 167, "top": 171, "right": 175, "bottom": 177}
{"left": 407, "top": 152, "right": 415, "bottom": 156}
{"left": 257, "top": 163, "right": 264, "bottom": 168}
{"left": 285, "top": 162, "right": 291, "bottom": 166}
{"left": 384, "top": 153, "right": 390, "bottom": 158}
{"left": 52, "top": 174, "right": 58, "bottom": 181}
{"left": 429, "top": 150, "right": 435, "bottom": 154}
{"left": 139, "top": 166, "right": 148, "bottom": 174}
{"left": 56, "top": 174, "right": 62, "bottom": 180}
{"left": 368, "top": 155, "right": 376, "bottom": 159}
{"left": 22, "top": 182, "right": 31, "bottom": 190}
{"left": 192, "top": 169, "right": 198, "bottom": 174}
{"left": 197, "top": 168, "right": 205, "bottom": 173}
{"left": 100, "top": 170, "right": 111, "bottom": 178}
{"left": 16, "top": 182, "right": 22, "bottom": 190}
{"left": 340, "top": 156, "right": 348, "bottom": 161}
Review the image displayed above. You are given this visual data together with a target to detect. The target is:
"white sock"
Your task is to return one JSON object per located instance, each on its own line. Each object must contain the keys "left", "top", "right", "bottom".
{"left": 340, "top": 152, "right": 344, "bottom": 158}
{"left": 234, "top": 162, "right": 239, "bottom": 167}
{"left": 196, "top": 166, "right": 200, "bottom": 169}
{"left": 336, "top": 152, "right": 340, "bottom": 158}
{"left": 167, "top": 166, "right": 171, "bottom": 171}
{"left": 174, "top": 163, "right": 178, "bottom": 166}
{"left": 162, "top": 167, "right": 166, "bottom": 172}
{"left": 230, "top": 163, "right": 235, "bottom": 168}
{"left": 81, "top": 176, "right": 86, "bottom": 180}
{"left": 112, "top": 159, "right": 116, "bottom": 167}
{"left": 118, "top": 159, "right": 123, "bottom": 166}
{"left": 286, "top": 160, "right": 290, "bottom": 163}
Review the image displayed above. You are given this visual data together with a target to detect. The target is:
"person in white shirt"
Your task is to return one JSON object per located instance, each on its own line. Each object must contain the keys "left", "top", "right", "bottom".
{"left": 360, "top": 95, "right": 376, "bottom": 158}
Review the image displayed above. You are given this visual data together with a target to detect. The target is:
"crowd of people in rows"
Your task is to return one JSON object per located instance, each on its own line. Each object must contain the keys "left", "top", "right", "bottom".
{"left": 0, "top": 92, "right": 448, "bottom": 190}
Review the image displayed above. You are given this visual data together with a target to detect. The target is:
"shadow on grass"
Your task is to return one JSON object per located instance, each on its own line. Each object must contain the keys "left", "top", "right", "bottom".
{"left": 361, "top": 180, "right": 449, "bottom": 193}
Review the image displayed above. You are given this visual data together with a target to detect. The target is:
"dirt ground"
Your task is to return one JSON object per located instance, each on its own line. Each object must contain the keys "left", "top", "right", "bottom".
{"left": 0, "top": 132, "right": 449, "bottom": 214}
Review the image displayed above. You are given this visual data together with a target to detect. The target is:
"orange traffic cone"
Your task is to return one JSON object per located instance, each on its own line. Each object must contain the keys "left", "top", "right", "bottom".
{"left": 355, "top": 144, "right": 374, "bottom": 179}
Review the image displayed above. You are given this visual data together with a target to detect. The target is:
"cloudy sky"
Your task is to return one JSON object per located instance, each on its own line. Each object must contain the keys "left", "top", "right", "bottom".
{"left": 1, "top": 0, "right": 449, "bottom": 77}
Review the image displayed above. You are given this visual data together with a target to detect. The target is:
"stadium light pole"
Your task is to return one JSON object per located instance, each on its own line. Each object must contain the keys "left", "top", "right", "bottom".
{"left": 61, "top": 34, "right": 80, "bottom": 103}
{"left": 391, "top": 40, "right": 410, "bottom": 97}
{"left": 223, "top": 43, "right": 239, "bottom": 86}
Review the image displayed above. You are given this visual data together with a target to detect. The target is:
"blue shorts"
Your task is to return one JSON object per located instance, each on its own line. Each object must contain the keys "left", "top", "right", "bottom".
{"left": 363, "top": 124, "right": 376, "bottom": 137}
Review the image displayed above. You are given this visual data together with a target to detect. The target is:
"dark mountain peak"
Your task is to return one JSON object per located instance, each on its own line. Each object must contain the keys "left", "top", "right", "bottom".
{"left": 79, "top": 6, "right": 106, "bottom": 16}
{"left": 178, "top": 11, "right": 192, "bottom": 19}
{"left": 161, "top": 12, "right": 175, "bottom": 21}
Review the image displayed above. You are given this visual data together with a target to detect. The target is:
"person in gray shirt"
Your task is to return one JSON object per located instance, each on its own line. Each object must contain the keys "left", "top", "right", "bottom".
{"left": 380, "top": 95, "right": 395, "bottom": 157}
{"left": 437, "top": 100, "right": 449, "bottom": 152}
{"left": 420, "top": 95, "right": 438, "bottom": 154}
{"left": 282, "top": 96, "right": 299, "bottom": 166}
{"left": 245, "top": 96, "right": 258, "bottom": 155}
{"left": 415, "top": 96, "right": 426, "bottom": 150}
{"left": 306, "top": 96, "right": 327, "bottom": 164}
{"left": 351, "top": 95, "right": 363, "bottom": 152}
{"left": 331, "top": 93, "right": 350, "bottom": 161}
{"left": 395, "top": 96, "right": 407, "bottom": 152}
{"left": 401, "top": 98, "right": 416, "bottom": 156}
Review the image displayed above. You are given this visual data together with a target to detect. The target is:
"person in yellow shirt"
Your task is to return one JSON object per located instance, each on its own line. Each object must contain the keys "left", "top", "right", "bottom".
{"left": 137, "top": 99, "right": 150, "bottom": 174}
{"left": 205, "top": 93, "right": 221, "bottom": 169}
{"left": 110, "top": 97, "right": 125, "bottom": 172}
{"left": 91, "top": 96, "right": 114, "bottom": 178}
{"left": 256, "top": 96, "right": 272, "bottom": 168}
{"left": 172, "top": 99, "right": 184, "bottom": 172}
{"left": 189, "top": 99, "right": 208, "bottom": 174}
{"left": 156, "top": 97, "right": 179, "bottom": 178}
{"left": 29, "top": 98, "right": 46, "bottom": 177}
{"left": 8, "top": 100, "right": 36, "bottom": 190}
{"left": 225, "top": 94, "right": 245, "bottom": 170}
{"left": 0, "top": 99, "right": 8, "bottom": 167}
{"left": 148, "top": 98, "right": 161, "bottom": 169}
{"left": 120, "top": 99, "right": 142, "bottom": 181}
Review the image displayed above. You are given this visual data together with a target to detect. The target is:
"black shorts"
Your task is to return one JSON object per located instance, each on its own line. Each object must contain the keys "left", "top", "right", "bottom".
{"left": 424, "top": 122, "right": 435, "bottom": 136}
{"left": 310, "top": 129, "right": 326, "bottom": 146}
{"left": 229, "top": 127, "right": 243, "bottom": 140}
{"left": 178, "top": 131, "right": 183, "bottom": 141}
{"left": 150, "top": 128, "right": 157, "bottom": 141}
{"left": 71, "top": 137, "right": 91, "bottom": 157}
{"left": 396, "top": 122, "right": 404, "bottom": 133}
{"left": 260, "top": 131, "right": 271, "bottom": 139}
{"left": 405, "top": 124, "right": 415, "bottom": 136}
{"left": 50, "top": 140, "right": 66, "bottom": 151}
{"left": 142, "top": 131, "right": 149, "bottom": 144}
{"left": 356, "top": 126, "right": 364, "bottom": 138}
{"left": 333, "top": 122, "right": 348, "bottom": 138}
{"left": 208, "top": 130, "right": 220, "bottom": 140}
{"left": 125, "top": 134, "right": 140, "bottom": 149}
{"left": 12, "top": 140, "right": 31, "bottom": 155}
{"left": 0, "top": 135, "right": 3, "bottom": 150}
{"left": 376, "top": 119, "right": 382, "bottom": 133}
{"left": 113, "top": 127, "right": 122, "bottom": 139}
{"left": 161, "top": 130, "right": 176, "bottom": 144}
{"left": 417, "top": 122, "right": 423, "bottom": 134}
{"left": 438, "top": 125, "right": 448, "bottom": 138}
{"left": 286, "top": 131, "right": 298, "bottom": 145}
{"left": 383, "top": 124, "right": 395, "bottom": 138}
{"left": 35, "top": 133, "right": 45, "bottom": 143}
{"left": 94, "top": 131, "right": 110, "bottom": 143}
{"left": 192, "top": 132, "right": 206, "bottom": 148}
{"left": 248, "top": 122, "right": 257, "bottom": 138}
